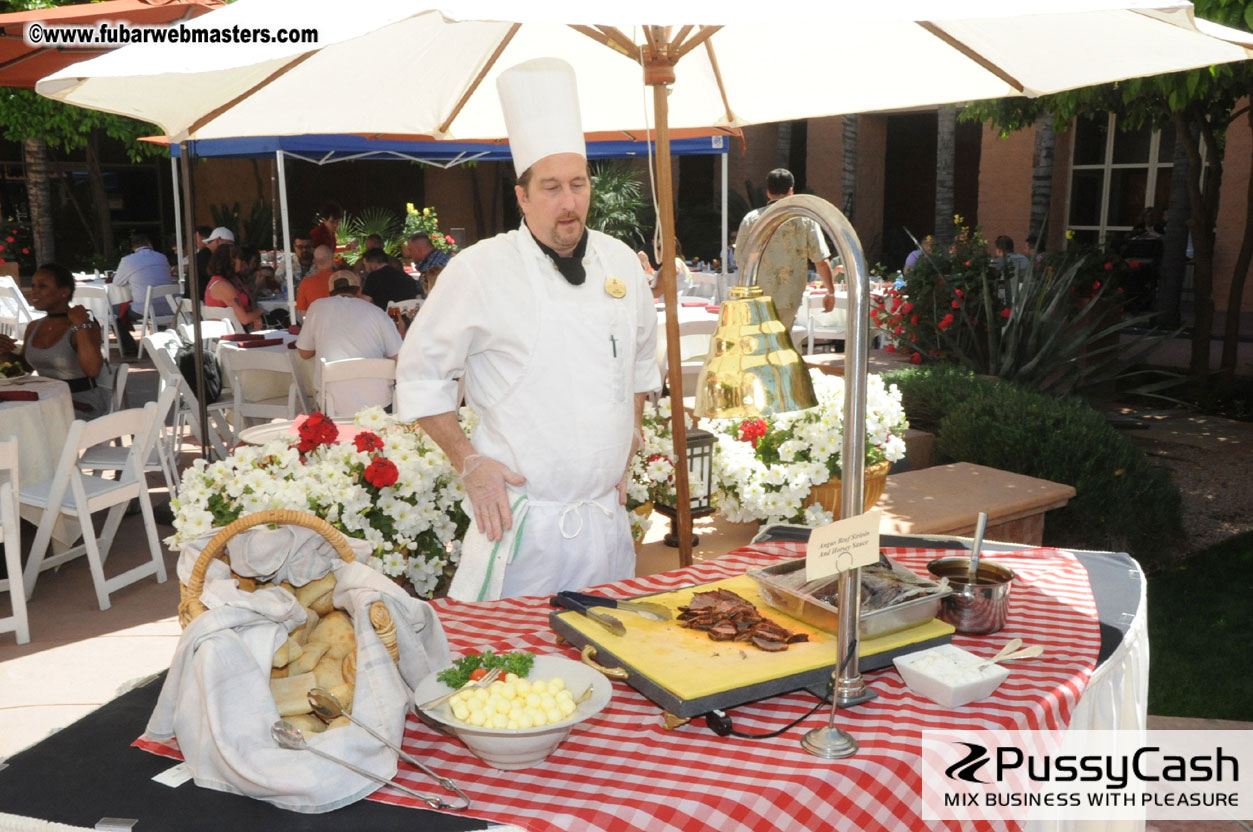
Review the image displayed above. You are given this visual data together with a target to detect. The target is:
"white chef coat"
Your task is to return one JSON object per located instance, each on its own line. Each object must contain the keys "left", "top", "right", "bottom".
{"left": 396, "top": 224, "right": 660, "bottom": 600}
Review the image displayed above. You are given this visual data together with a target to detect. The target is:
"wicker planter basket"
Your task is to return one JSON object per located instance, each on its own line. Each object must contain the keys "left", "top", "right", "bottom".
{"left": 803, "top": 460, "right": 892, "bottom": 518}
{"left": 178, "top": 509, "right": 398, "bottom": 663}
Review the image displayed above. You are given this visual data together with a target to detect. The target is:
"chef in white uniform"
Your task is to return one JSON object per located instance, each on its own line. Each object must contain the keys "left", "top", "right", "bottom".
{"left": 394, "top": 58, "right": 661, "bottom": 601}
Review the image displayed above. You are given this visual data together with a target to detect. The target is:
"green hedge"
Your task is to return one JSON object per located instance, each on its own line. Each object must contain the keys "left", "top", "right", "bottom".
{"left": 883, "top": 365, "right": 1184, "bottom": 566}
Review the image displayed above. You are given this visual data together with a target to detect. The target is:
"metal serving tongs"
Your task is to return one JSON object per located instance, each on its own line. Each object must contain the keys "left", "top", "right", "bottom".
{"left": 307, "top": 687, "right": 471, "bottom": 810}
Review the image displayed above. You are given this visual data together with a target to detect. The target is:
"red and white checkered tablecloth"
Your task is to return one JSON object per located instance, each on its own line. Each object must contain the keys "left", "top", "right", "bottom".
{"left": 137, "top": 542, "right": 1101, "bottom": 831}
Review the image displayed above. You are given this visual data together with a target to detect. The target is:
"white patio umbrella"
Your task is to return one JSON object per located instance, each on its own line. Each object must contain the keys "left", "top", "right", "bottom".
{"left": 36, "top": 2, "right": 1252, "bottom": 742}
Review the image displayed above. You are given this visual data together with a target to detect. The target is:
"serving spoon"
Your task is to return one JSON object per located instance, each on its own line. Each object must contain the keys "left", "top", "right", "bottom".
{"left": 307, "top": 688, "right": 471, "bottom": 810}
{"left": 270, "top": 720, "right": 451, "bottom": 809}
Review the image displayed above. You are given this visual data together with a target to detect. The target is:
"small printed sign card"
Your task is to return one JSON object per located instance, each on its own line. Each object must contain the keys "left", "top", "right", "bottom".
{"left": 805, "top": 510, "right": 881, "bottom": 583}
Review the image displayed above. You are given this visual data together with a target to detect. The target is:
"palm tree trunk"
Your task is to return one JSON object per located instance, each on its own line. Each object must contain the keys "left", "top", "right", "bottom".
{"left": 841, "top": 115, "right": 858, "bottom": 222}
{"left": 1157, "top": 122, "right": 1192, "bottom": 329}
{"left": 934, "top": 104, "right": 957, "bottom": 249}
{"left": 22, "top": 137, "right": 55, "bottom": 266}
{"left": 86, "top": 128, "right": 113, "bottom": 258}
{"left": 1029, "top": 113, "right": 1054, "bottom": 247}
{"left": 775, "top": 120, "right": 792, "bottom": 169}
{"left": 1175, "top": 110, "right": 1218, "bottom": 386}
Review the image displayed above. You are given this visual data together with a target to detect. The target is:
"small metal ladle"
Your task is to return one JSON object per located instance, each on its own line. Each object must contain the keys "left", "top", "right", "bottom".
{"left": 307, "top": 687, "right": 471, "bottom": 810}
{"left": 269, "top": 720, "right": 450, "bottom": 809}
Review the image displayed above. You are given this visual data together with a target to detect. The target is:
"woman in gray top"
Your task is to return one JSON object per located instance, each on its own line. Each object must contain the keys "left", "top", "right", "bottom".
{"left": 0, "top": 263, "right": 110, "bottom": 418}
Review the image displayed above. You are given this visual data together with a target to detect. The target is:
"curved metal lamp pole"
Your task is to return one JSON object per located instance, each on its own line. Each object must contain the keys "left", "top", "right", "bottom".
{"left": 696, "top": 194, "right": 875, "bottom": 758}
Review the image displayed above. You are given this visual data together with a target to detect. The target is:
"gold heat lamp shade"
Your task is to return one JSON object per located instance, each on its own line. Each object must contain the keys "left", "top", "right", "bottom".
{"left": 693, "top": 285, "right": 818, "bottom": 418}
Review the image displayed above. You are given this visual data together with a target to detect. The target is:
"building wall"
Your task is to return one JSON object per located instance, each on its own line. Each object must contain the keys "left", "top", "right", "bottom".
{"left": 1213, "top": 104, "right": 1252, "bottom": 318}
{"left": 977, "top": 123, "right": 1034, "bottom": 251}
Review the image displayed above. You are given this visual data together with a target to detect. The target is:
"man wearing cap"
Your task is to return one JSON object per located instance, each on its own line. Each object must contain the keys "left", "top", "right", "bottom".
{"left": 297, "top": 270, "right": 404, "bottom": 415}
{"left": 396, "top": 58, "right": 660, "bottom": 602}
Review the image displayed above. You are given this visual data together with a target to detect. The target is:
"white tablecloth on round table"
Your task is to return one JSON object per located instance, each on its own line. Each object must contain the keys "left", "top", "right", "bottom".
{"left": 0, "top": 376, "right": 74, "bottom": 484}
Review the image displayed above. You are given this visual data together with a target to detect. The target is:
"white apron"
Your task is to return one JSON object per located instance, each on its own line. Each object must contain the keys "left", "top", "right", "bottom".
{"left": 448, "top": 231, "right": 637, "bottom": 601}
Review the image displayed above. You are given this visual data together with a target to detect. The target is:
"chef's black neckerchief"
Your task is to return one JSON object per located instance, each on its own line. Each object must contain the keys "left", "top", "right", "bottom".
{"left": 532, "top": 228, "right": 589, "bottom": 285}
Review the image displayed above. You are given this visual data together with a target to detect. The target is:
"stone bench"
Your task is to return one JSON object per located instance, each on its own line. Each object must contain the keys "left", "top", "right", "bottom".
{"left": 873, "top": 462, "right": 1076, "bottom": 546}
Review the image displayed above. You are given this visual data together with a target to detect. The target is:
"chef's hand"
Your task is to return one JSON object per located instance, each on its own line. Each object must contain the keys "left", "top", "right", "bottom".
{"left": 616, "top": 430, "right": 643, "bottom": 505}
{"left": 461, "top": 454, "right": 526, "bottom": 543}
{"left": 822, "top": 293, "right": 836, "bottom": 313}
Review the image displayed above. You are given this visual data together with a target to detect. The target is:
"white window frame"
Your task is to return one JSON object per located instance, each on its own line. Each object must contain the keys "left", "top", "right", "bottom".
{"left": 1064, "top": 113, "right": 1194, "bottom": 247}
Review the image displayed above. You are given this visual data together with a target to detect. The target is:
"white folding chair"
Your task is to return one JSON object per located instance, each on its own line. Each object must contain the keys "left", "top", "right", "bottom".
{"left": 80, "top": 384, "right": 181, "bottom": 496}
{"left": 318, "top": 357, "right": 396, "bottom": 419}
{"left": 72, "top": 285, "right": 117, "bottom": 361}
{"left": 135, "top": 285, "right": 180, "bottom": 360}
{"left": 685, "top": 272, "right": 719, "bottom": 300}
{"left": 19, "top": 402, "right": 168, "bottom": 611}
{"left": 201, "top": 304, "right": 244, "bottom": 333}
{"left": 658, "top": 318, "right": 718, "bottom": 400}
{"left": 793, "top": 292, "right": 848, "bottom": 355}
{"left": 172, "top": 296, "right": 195, "bottom": 329}
{"left": 143, "top": 331, "right": 234, "bottom": 460}
{"left": 226, "top": 348, "right": 304, "bottom": 435}
{"left": 177, "top": 319, "right": 235, "bottom": 344}
{"left": 0, "top": 437, "right": 30, "bottom": 644}
{"left": 0, "top": 276, "right": 44, "bottom": 337}
{"left": 112, "top": 363, "right": 129, "bottom": 412}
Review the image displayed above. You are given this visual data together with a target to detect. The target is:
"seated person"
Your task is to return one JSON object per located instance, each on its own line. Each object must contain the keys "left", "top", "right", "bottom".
{"left": 360, "top": 247, "right": 419, "bottom": 311}
{"left": 0, "top": 263, "right": 110, "bottom": 417}
{"left": 296, "top": 271, "right": 404, "bottom": 416}
{"left": 112, "top": 232, "right": 176, "bottom": 357}
{"left": 205, "top": 244, "right": 265, "bottom": 330}
{"left": 295, "top": 245, "right": 336, "bottom": 313}
{"left": 402, "top": 232, "right": 451, "bottom": 296}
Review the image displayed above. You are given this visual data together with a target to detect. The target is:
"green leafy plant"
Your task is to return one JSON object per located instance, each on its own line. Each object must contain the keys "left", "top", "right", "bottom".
{"left": 340, "top": 206, "right": 403, "bottom": 264}
{"left": 210, "top": 199, "right": 273, "bottom": 248}
{"left": 402, "top": 203, "right": 458, "bottom": 253}
{"left": 587, "top": 160, "right": 650, "bottom": 248}
{"left": 873, "top": 219, "right": 1169, "bottom": 398}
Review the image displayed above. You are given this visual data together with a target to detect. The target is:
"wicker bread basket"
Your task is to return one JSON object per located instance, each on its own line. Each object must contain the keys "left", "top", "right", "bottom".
{"left": 178, "top": 509, "right": 398, "bottom": 662}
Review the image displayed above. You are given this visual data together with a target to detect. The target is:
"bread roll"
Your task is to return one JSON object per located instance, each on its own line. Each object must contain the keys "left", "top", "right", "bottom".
{"left": 270, "top": 672, "right": 317, "bottom": 716}
{"left": 313, "top": 654, "right": 345, "bottom": 690}
{"left": 308, "top": 610, "right": 355, "bottom": 660}
{"left": 291, "top": 608, "right": 319, "bottom": 647}
{"left": 288, "top": 641, "right": 329, "bottom": 676}
{"left": 328, "top": 683, "right": 354, "bottom": 714}
{"left": 272, "top": 637, "right": 303, "bottom": 668}
{"left": 294, "top": 574, "right": 336, "bottom": 608}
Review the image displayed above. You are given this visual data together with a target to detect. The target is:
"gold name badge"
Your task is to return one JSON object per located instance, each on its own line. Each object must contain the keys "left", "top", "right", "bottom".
{"left": 604, "top": 276, "right": 627, "bottom": 299}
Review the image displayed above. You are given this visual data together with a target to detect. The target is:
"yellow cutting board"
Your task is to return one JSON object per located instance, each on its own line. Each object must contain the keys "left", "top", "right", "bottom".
{"left": 553, "top": 574, "right": 954, "bottom": 701}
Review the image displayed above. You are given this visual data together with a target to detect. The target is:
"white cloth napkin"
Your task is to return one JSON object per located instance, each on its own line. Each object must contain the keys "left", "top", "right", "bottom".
{"left": 146, "top": 558, "right": 451, "bottom": 813}
{"left": 177, "top": 524, "right": 374, "bottom": 589}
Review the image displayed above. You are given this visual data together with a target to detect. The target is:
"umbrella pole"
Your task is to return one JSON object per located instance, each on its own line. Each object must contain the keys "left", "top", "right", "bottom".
{"left": 178, "top": 141, "right": 211, "bottom": 459}
{"left": 649, "top": 56, "right": 694, "bottom": 569}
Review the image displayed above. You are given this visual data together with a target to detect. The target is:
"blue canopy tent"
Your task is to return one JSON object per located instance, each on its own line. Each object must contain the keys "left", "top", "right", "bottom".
{"left": 159, "top": 133, "right": 732, "bottom": 313}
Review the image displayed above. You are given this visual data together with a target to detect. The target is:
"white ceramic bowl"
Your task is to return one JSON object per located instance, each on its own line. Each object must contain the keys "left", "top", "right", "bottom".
{"left": 893, "top": 643, "right": 1010, "bottom": 708}
{"left": 413, "top": 655, "right": 613, "bottom": 770}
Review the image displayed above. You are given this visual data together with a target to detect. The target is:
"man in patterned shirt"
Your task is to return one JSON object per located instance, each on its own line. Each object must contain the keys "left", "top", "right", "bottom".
{"left": 734, "top": 168, "right": 836, "bottom": 329}
{"left": 403, "top": 232, "right": 452, "bottom": 296}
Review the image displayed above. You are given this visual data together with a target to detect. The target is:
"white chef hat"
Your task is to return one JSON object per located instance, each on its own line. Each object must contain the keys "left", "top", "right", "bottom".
{"left": 496, "top": 57, "right": 586, "bottom": 178}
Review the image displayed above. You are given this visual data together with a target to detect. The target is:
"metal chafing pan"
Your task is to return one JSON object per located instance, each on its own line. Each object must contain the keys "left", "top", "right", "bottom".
{"left": 746, "top": 556, "right": 950, "bottom": 639}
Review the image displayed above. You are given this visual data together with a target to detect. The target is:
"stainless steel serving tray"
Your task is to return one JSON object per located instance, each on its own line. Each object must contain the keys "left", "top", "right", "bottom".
{"left": 746, "top": 557, "right": 950, "bottom": 639}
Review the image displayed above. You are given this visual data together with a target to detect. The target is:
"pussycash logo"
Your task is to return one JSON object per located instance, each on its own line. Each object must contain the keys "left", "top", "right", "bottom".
{"left": 942, "top": 741, "right": 1238, "bottom": 790}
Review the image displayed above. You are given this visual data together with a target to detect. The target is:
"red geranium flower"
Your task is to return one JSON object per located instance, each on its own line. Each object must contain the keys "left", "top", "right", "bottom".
{"left": 900, "top": 302, "right": 913, "bottom": 315}
{"left": 738, "top": 418, "right": 769, "bottom": 448}
{"left": 445, "top": 235, "right": 455, "bottom": 245}
{"left": 951, "top": 300, "right": 961, "bottom": 309}
{"left": 964, "top": 260, "right": 971, "bottom": 267}
{"left": 954, "top": 289, "right": 964, "bottom": 298}
{"left": 1000, "top": 308, "right": 1012, "bottom": 319}
{"left": 354, "top": 431, "right": 384, "bottom": 453}
{"left": 909, "top": 352, "right": 922, "bottom": 364}
{"left": 20, "top": 248, "right": 28, "bottom": 255}
{"left": 1104, "top": 262, "right": 1113, "bottom": 271}
{"left": 910, "top": 314, "right": 919, "bottom": 325}
{"left": 894, "top": 325, "right": 905, "bottom": 335}
{"left": 4, "top": 236, "right": 12, "bottom": 243}
{"left": 297, "top": 411, "right": 339, "bottom": 454}
{"left": 884, "top": 343, "right": 897, "bottom": 353}
{"left": 364, "top": 457, "right": 399, "bottom": 489}
{"left": 1092, "top": 281, "right": 1101, "bottom": 291}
